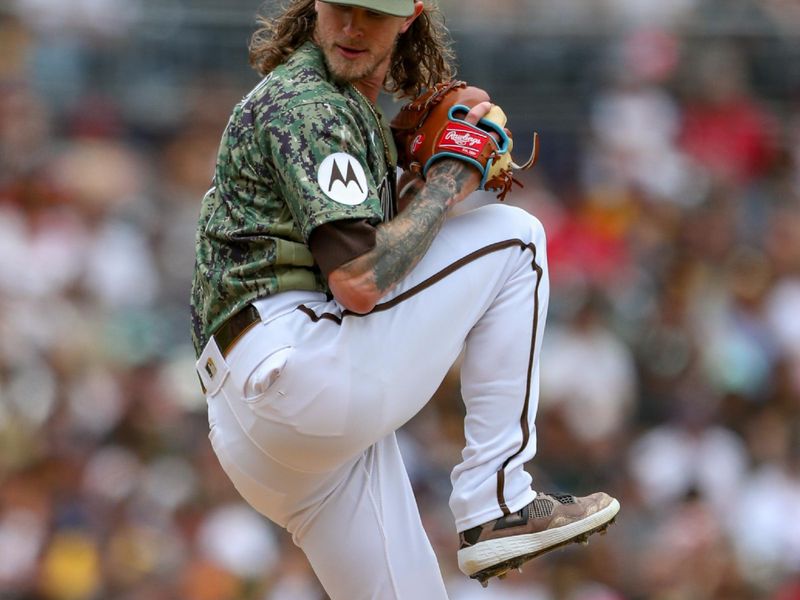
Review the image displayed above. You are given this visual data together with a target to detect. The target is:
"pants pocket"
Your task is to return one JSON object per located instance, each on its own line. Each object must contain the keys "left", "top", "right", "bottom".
{"left": 242, "top": 346, "right": 293, "bottom": 403}
{"left": 241, "top": 345, "right": 350, "bottom": 440}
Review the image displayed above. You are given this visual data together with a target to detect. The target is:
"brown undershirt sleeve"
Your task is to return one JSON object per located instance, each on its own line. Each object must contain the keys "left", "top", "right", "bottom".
{"left": 308, "top": 219, "right": 378, "bottom": 279}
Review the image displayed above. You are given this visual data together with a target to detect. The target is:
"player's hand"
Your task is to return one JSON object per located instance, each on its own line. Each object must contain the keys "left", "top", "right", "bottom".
{"left": 424, "top": 100, "right": 494, "bottom": 198}
{"left": 392, "top": 80, "right": 538, "bottom": 202}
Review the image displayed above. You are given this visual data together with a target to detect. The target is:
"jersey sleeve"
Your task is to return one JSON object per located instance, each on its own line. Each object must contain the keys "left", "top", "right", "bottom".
{"left": 261, "top": 101, "right": 384, "bottom": 242}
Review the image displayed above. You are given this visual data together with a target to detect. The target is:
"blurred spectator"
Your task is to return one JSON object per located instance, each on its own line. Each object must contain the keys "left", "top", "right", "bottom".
{"left": 540, "top": 291, "right": 637, "bottom": 444}
{"left": 629, "top": 418, "right": 748, "bottom": 512}
{"left": 678, "top": 44, "right": 778, "bottom": 188}
{"left": 730, "top": 408, "right": 800, "bottom": 588}
{"left": 635, "top": 494, "right": 746, "bottom": 599}
{"left": 585, "top": 29, "right": 700, "bottom": 205}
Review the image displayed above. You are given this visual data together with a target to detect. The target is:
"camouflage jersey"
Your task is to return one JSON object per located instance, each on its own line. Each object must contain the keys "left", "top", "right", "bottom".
{"left": 190, "top": 41, "right": 398, "bottom": 356}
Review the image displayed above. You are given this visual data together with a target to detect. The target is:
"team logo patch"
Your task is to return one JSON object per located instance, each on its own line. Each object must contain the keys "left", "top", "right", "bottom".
{"left": 317, "top": 152, "right": 369, "bottom": 205}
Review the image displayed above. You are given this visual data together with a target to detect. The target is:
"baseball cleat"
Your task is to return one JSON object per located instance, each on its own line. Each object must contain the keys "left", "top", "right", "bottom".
{"left": 457, "top": 491, "right": 620, "bottom": 587}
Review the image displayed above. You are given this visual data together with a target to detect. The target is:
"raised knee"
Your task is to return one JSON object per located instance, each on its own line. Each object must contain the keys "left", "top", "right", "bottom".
{"left": 479, "top": 204, "right": 547, "bottom": 247}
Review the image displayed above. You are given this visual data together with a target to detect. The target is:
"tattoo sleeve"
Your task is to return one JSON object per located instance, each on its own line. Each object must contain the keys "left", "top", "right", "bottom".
{"left": 340, "top": 160, "right": 476, "bottom": 295}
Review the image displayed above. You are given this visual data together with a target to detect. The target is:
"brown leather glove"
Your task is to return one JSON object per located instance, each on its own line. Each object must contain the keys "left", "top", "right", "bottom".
{"left": 390, "top": 80, "right": 538, "bottom": 200}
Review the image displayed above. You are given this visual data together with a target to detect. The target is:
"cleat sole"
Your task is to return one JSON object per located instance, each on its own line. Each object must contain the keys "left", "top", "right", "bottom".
{"left": 468, "top": 513, "right": 619, "bottom": 586}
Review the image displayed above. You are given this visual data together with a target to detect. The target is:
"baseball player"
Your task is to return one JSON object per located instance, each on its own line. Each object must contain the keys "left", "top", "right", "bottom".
{"left": 191, "top": 1, "right": 620, "bottom": 597}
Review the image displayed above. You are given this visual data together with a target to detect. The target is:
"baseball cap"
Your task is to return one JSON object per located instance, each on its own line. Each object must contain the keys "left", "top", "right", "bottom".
{"left": 320, "top": 0, "right": 416, "bottom": 17}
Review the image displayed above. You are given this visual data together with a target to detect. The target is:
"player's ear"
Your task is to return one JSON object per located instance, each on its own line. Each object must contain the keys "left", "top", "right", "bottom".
{"left": 399, "top": 1, "right": 424, "bottom": 34}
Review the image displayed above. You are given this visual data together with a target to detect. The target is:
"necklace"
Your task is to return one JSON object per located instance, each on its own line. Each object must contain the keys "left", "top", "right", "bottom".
{"left": 350, "top": 85, "right": 393, "bottom": 170}
{"left": 350, "top": 84, "right": 397, "bottom": 220}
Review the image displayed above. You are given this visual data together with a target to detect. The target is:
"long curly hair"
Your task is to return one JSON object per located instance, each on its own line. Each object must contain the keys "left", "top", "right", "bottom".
{"left": 248, "top": 0, "right": 455, "bottom": 98}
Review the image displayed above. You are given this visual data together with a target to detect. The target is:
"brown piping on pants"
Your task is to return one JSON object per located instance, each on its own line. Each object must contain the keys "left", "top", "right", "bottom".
{"left": 297, "top": 238, "right": 543, "bottom": 515}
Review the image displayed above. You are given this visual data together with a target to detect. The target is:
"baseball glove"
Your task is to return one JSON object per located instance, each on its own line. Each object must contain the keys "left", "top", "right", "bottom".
{"left": 390, "top": 80, "right": 539, "bottom": 201}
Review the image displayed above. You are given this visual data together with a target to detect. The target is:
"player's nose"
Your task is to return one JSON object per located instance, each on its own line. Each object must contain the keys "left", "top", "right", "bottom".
{"left": 342, "top": 8, "right": 367, "bottom": 36}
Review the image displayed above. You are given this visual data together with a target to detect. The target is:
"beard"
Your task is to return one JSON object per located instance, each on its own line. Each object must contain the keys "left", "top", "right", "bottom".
{"left": 316, "top": 35, "right": 396, "bottom": 85}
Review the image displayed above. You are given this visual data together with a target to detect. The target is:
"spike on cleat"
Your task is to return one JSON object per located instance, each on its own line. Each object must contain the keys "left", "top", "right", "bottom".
{"left": 480, "top": 580, "right": 489, "bottom": 588}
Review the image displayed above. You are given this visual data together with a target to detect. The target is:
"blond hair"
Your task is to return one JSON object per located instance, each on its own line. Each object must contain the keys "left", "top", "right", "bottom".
{"left": 248, "top": 0, "right": 455, "bottom": 97}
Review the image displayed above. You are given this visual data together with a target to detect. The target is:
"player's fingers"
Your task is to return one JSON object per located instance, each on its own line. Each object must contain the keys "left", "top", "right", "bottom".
{"left": 463, "top": 101, "right": 493, "bottom": 125}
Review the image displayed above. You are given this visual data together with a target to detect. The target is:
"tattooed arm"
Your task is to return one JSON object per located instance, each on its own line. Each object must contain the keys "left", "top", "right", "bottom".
{"left": 396, "top": 170, "right": 423, "bottom": 213}
{"left": 327, "top": 101, "right": 493, "bottom": 314}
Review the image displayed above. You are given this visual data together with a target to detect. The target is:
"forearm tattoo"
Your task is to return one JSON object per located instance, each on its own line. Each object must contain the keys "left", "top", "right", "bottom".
{"left": 362, "top": 161, "right": 474, "bottom": 293}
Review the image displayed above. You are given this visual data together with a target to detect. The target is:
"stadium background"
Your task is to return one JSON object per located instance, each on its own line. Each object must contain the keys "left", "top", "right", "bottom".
{"left": 1, "top": 0, "right": 799, "bottom": 598}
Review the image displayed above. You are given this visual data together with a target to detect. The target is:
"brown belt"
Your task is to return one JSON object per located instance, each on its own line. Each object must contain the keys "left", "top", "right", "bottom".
{"left": 213, "top": 305, "right": 262, "bottom": 357}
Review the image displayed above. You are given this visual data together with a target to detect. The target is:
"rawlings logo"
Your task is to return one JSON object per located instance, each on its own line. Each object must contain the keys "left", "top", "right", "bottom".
{"left": 438, "top": 125, "right": 489, "bottom": 158}
{"left": 444, "top": 130, "right": 484, "bottom": 147}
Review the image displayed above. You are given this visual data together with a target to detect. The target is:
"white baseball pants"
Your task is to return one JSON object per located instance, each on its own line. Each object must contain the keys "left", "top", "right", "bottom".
{"left": 197, "top": 204, "right": 550, "bottom": 599}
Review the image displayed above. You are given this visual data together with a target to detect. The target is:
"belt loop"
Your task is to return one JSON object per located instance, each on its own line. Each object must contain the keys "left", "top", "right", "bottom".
{"left": 196, "top": 336, "right": 229, "bottom": 396}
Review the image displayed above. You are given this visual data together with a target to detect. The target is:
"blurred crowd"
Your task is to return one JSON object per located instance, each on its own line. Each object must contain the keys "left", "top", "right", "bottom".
{"left": 1, "top": 0, "right": 799, "bottom": 599}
